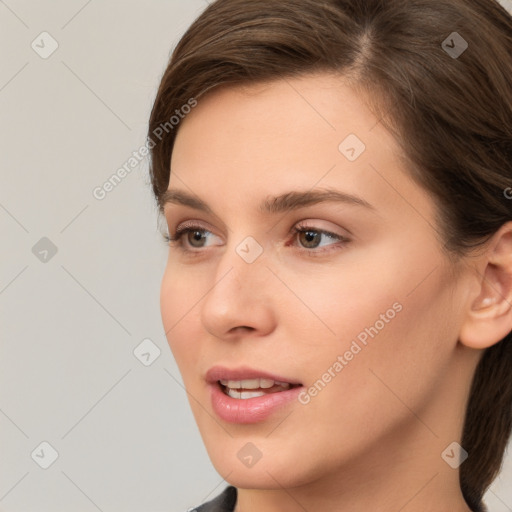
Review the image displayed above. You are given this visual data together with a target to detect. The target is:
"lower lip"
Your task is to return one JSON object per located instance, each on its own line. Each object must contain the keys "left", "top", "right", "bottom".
{"left": 209, "top": 382, "right": 302, "bottom": 424}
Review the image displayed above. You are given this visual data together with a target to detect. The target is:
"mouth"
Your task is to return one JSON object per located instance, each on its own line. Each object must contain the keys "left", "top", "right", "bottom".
{"left": 217, "top": 378, "right": 302, "bottom": 399}
{"left": 207, "top": 367, "right": 304, "bottom": 423}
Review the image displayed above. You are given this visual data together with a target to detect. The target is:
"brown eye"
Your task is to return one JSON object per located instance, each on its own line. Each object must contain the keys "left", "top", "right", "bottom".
{"left": 298, "top": 229, "right": 322, "bottom": 249}
{"left": 166, "top": 224, "right": 221, "bottom": 252}
{"left": 293, "top": 225, "right": 346, "bottom": 250}
{"left": 186, "top": 230, "right": 208, "bottom": 248}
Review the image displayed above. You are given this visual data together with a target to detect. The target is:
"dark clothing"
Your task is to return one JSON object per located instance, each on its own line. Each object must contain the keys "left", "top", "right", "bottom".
{"left": 194, "top": 486, "right": 237, "bottom": 512}
{"left": 192, "top": 485, "right": 487, "bottom": 511}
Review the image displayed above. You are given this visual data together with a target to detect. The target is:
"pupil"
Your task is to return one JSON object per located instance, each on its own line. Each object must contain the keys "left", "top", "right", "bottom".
{"left": 302, "top": 230, "right": 319, "bottom": 248}
{"left": 190, "top": 230, "right": 204, "bottom": 246}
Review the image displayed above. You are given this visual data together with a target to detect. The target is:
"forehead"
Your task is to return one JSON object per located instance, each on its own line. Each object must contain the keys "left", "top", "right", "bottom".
{"left": 167, "top": 73, "right": 435, "bottom": 226}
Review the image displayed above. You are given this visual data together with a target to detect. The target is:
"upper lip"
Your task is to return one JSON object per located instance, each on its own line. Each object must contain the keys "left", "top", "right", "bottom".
{"left": 206, "top": 365, "right": 302, "bottom": 386}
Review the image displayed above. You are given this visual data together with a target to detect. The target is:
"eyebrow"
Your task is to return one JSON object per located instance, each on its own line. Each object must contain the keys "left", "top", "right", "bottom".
{"left": 160, "top": 187, "right": 375, "bottom": 215}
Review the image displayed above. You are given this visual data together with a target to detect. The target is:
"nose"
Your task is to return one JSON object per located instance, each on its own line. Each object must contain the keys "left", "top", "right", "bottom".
{"left": 200, "top": 240, "right": 277, "bottom": 341}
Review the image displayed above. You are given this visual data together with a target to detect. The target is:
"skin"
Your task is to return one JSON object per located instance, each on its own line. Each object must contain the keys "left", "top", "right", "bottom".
{"left": 160, "top": 72, "right": 512, "bottom": 512}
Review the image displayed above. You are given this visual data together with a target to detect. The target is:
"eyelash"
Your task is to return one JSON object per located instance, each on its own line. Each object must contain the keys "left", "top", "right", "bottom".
{"left": 163, "top": 222, "right": 350, "bottom": 257}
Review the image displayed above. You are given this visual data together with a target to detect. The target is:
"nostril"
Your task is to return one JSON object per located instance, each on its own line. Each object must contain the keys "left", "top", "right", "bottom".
{"left": 229, "top": 326, "right": 254, "bottom": 334}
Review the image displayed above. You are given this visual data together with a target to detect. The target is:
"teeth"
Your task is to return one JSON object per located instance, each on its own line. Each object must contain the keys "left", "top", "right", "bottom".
{"left": 226, "top": 389, "right": 267, "bottom": 399}
{"left": 219, "top": 378, "right": 291, "bottom": 390}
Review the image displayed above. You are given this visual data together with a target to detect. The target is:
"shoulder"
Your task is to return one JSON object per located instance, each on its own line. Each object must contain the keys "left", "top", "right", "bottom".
{"left": 190, "top": 486, "right": 237, "bottom": 512}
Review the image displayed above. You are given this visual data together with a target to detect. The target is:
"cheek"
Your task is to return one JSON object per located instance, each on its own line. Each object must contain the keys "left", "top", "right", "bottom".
{"left": 272, "top": 255, "right": 404, "bottom": 354}
{"left": 288, "top": 246, "right": 459, "bottom": 419}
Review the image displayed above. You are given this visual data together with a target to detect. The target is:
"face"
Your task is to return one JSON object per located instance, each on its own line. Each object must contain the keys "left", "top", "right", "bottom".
{"left": 160, "top": 73, "right": 473, "bottom": 490}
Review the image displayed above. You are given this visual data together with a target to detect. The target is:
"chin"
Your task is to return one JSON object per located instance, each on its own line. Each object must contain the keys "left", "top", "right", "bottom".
{"left": 206, "top": 441, "right": 320, "bottom": 490}
{"left": 221, "top": 466, "right": 309, "bottom": 490}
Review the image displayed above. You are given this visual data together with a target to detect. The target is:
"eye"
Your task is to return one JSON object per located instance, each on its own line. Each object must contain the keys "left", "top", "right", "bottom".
{"left": 164, "top": 221, "right": 220, "bottom": 250}
{"left": 290, "top": 222, "right": 350, "bottom": 255}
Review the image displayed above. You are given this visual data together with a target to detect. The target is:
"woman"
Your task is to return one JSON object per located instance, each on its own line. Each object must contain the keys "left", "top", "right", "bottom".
{"left": 147, "top": 0, "right": 512, "bottom": 510}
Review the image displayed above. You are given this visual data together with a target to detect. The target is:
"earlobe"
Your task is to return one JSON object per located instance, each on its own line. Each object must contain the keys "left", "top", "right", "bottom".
{"left": 459, "top": 223, "right": 512, "bottom": 350}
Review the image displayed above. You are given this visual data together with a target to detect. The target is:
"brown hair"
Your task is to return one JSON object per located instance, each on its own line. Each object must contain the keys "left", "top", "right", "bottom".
{"left": 147, "top": 0, "right": 512, "bottom": 509}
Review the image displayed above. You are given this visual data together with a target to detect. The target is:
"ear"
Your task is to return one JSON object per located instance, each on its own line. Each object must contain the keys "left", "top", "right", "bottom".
{"left": 459, "top": 221, "right": 512, "bottom": 349}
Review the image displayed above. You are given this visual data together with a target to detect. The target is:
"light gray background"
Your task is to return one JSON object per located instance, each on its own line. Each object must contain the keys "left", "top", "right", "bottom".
{"left": 1, "top": 1, "right": 511, "bottom": 511}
